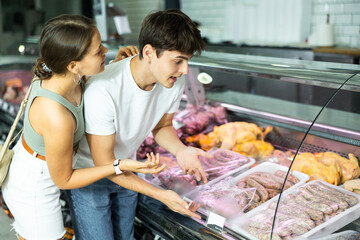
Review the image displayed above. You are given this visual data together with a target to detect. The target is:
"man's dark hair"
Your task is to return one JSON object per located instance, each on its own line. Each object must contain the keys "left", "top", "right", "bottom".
{"left": 138, "top": 9, "right": 206, "bottom": 59}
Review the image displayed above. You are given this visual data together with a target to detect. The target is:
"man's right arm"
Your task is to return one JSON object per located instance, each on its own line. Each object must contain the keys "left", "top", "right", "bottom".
{"left": 86, "top": 133, "right": 201, "bottom": 219}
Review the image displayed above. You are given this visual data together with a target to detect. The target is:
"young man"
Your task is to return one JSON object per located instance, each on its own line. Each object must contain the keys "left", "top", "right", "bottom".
{"left": 66, "top": 9, "right": 211, "bottom": 239}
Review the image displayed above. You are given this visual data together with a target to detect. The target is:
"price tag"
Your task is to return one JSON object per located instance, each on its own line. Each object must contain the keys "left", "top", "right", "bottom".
{"left": 206, "top": 211, "right": 225, "bottom": 234}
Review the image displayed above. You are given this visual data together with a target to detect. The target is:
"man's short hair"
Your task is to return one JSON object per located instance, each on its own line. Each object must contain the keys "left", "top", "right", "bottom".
{"left": 138, "top": 9, "right": 206, "bottom": 59}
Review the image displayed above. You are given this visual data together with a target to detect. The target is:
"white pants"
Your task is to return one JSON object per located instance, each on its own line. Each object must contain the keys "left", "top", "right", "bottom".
{"left": 2, "top": 141, "right": 65, "bottom": 240}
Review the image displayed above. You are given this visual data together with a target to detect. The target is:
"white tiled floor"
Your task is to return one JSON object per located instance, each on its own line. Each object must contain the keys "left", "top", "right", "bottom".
{"left": 0, "top": 209, "right": 17, "bottom": 240}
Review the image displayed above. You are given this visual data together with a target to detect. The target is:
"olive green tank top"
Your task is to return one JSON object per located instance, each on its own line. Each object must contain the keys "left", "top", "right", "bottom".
{"left": 23, "top": 78, "right": 85, "bottom": 156}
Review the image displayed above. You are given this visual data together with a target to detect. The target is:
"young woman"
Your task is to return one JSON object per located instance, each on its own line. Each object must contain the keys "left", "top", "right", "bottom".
{"left": 1, "top": 14, "right": 164, "bottom": 240}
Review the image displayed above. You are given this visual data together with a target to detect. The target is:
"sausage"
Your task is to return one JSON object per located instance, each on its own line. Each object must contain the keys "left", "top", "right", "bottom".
{"left": 268, "top": 202, "right": 311, "bottom": 221}
{"left": 298, "top": 187, "right": 339, "bottom": 213}
{"left": 242, "top": 188, "right": 261, "bottom": 203}
{"left": 258, "top": 209, "right": 297, "bottom": 237}
{"left": 310, "top": 181, "right": 358, "bottom": 207}
{"left": 305, "top": 183, "right": 349, "bottom": 209}
{"left": 213, "top": 148, "right": 248, "bottom": 164}
{"left": 285, "top": 196, "right": 324, "bottom": 221}
{"left": 247, "top": 227, "right": 282, "bottom": 240}
{"left": 266, "top": 188, "right": 281, "bottom": 198}
{"left": 274, "top": 170, "right": 299, "bottom": 184}
{"left": 297, "top": 191, "right": 333, "bottom": 214}
{"left": 245, "top": 177, "right": 269, "bottom": 202}
{"left": 287, "top": 194, "right": 324, "bottom": 220}
{"left": 200, "top": 155, "right": 219, "bottom": 167}
{"left": 236, "top": 178, "right": 247, "bottom": 188}
{"left": 276, "top": 212, "right": 315, "bottom": 231}
{"left": 248, "top": 174, "right": 282, "bottom": 189}
{"left": 249, "top": 212, "right": 272, "bottom": 228}
{"left": 284, "top": 220, "right": 308, "bottom": 236}
{"left": 327, "top": 208, "right": 345, "bottom": 220}
{"left": 247, "top": 200, "right": 261, "bottom": 211}
{"left": 235, "top": 192, "right": 249, "bottom": 211}
{"left": 264, "top": 203, "right": 315, "bottom": 231}
{"left": 253, "top": 191, "right": 261, "bottom": 203}
{"left": 254, "top": 171, "right": 294, "bottom": 189}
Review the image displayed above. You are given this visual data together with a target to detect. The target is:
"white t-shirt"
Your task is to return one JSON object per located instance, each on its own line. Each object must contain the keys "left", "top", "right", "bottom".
{"left": 73, "top": 56, "right": 185, "bottom": 169}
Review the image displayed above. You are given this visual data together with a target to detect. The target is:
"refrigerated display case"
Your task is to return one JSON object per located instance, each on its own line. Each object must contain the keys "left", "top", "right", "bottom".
{"left": 0, "top": 56, "right": 36, "bottom": 143}
{"left": 135, "top": 51, "right": 360, "bottom": 240}
{"left": 1, "top": 52, "right": 360, "bottom": 239}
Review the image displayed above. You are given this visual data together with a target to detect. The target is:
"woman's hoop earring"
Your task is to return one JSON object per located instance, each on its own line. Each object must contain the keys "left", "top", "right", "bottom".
{"left": 73, "top": 73, "right": 82, "bottom": 85}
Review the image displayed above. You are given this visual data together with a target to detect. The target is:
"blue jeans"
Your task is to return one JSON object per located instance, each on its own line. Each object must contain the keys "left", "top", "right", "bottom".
{"left": 65, "top": 178, "right": 138, "bottom": 240}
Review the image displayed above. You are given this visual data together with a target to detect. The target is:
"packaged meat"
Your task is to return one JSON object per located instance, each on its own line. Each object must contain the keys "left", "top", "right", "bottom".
{"left": 189, "top": 178, "right": 256, "bottom": 219}
{"left": 184, "top": 162, "right": 308, "bottom": 220}
{"left": 233, "top": 180, "right": 360, "bottom": 240}
{"left": 145, "top": 149, "right": 254, "bottom": 195}
{"left": 200, "top": 148, "right": 254, "bottom": 181}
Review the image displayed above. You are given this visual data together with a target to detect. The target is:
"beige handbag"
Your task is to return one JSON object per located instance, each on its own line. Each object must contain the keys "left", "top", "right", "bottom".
{"left": 0, "top": 79, "right": 34, "bottom": 186}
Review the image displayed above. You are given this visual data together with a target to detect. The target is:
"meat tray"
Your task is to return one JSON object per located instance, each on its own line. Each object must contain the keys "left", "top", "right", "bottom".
{"left": 313, "top": 230, "right": 360, "bottom": 240}
{"left": 144, "top": 150, "right": 255, "bottom": 195}
{"left": 230, "top": 180, "right": 360, "bottom": 240}
{"left": 184, "top": 162, "right": 309, "bottom": 219}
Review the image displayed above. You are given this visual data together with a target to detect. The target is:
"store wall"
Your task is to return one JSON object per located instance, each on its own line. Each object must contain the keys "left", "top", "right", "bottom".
{"left": 182, "top": 0, "right": 360, "bottom": 47}
{"left": 311, "top": 0, "right": 360, "bottom": 47}
{"left": 182, "top": 0, "right": 312, "bottom": 46}
{"left": 111, "top": 0, "right": 359, "bottom": 48}
{"left": 106, "top": 0, "right": 163, "bottom": 42}
{"left": 1, "top": 0, "right": 358, "bottom": 52}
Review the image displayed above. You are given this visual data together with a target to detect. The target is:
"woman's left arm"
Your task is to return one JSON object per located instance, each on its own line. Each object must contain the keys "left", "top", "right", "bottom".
{"left": 111, "top": 46, "right": 139, "bottom": 63}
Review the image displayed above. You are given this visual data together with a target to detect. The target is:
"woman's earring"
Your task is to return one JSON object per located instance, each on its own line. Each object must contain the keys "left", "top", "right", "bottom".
{"left": 78, "top": 73, "right": 82, "bottom": 85}
{"left": 73, "top": 73, "right": 81, "bottom": 85}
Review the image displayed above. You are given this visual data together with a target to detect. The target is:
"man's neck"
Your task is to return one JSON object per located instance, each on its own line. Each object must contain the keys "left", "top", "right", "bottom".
{"left": 130, "top": 55, "right": 156, "bottom": 91}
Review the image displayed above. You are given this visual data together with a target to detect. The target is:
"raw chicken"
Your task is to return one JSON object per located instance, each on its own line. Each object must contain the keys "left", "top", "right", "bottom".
{"left": 292, "top": 152, "right": 341, "bottom": 185}
{"left": 186, "top": 132, "right": 219, "bottom": 151}
{"left": 187, "top": 122, "right": 274, "bottom": 159}
{"left": 213, "top": 122, "right": 272, "bottom": 150}
{"left": 315, "top": 152, "right": 360, "bottom": 184}
{"left": 233, "top": 140, "right": 274, "bottom": 160}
